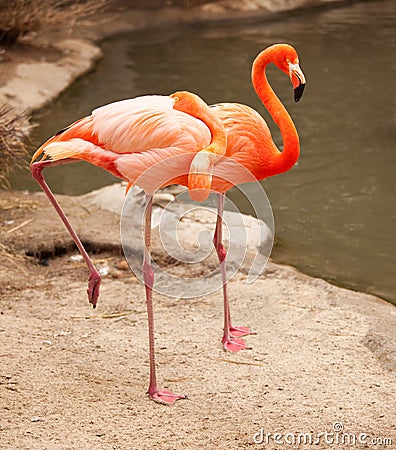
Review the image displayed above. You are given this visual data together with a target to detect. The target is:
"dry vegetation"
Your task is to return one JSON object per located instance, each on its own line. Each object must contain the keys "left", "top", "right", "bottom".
{"left": 0, "top": 1, "right": 108, "bottom": 188}
{"left": 0, "top": 105, "right": 30, "bottom": 189}
{"left": 0, "top": 0, "right": 106, "bottom": 45}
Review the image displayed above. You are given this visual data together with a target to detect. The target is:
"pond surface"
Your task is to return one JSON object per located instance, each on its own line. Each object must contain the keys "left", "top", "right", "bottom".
{"left": 12, "top": 0, "right": 396, "bottom": 304}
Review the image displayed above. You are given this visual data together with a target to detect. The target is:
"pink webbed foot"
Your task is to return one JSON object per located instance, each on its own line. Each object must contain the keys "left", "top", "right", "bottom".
{"left": 149, "top": 390, "right": 187, "bottom": 405}
{"left": 222, "top": 336, "right": 251, "bottom": 353}
{"left": 229, "top": 325, "right": 255, "bottom": 338}
{"left": 87, "top": 270, "right": 101, "bottom": 308}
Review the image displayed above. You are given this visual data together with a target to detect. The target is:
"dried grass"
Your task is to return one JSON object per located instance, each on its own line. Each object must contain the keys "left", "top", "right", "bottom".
{"left": 0, "top": 242, "right": 29, "bottom": 275}
{"left": 0, "top": 104, "right": 30, "bottom": 189}
{"left": 0, "top": 0, "right": 107, "bottom": 45}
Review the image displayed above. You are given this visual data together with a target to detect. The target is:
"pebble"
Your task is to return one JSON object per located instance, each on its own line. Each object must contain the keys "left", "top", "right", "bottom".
{"left": 116, "top": 260, "right": 129, "bottom": 270}
{"left": 98, "top": 266, "right": 109, "bottom": 276}
{"left": 70, "top": 255, "right": 84, "bottom": 262}
{"left": 111, "top": 270, "right": 125, "bottom": 279}
{"left": 70, "top": 254, "right": 84, "bottom": 262}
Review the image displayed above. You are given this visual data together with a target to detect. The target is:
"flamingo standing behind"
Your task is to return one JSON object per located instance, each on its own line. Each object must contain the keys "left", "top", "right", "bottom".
{"left": 205, "top": 43, "right": 306, "bottom": 352}
{"left": 31, "top": 91, "right": 227, "bottom": 404}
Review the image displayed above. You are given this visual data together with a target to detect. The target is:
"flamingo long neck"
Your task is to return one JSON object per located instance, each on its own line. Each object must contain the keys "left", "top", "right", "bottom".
{"left": 252, "top": 47, "right": 300, "bottom": 175}
{"left": 172, "top": 92, "right": 226, "bottom": 158}
{"left": 191, "top": 106, "right": 226, "bottom": 158}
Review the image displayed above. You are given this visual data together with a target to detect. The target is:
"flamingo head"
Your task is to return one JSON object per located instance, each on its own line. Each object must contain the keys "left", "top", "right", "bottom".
{"left": 170, "top": 91, "right": 205, "bottom": 116}
{"left": 271, "top": 44, "right": 306, "bottom": 102}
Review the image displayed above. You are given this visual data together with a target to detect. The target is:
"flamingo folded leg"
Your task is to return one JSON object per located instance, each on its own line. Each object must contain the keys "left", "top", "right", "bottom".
{"left": 31, "top": 159, "right": 101, "bottom": 307}
{"left": 214, "top": 193, "right": 255, "bottom": 352}
{"left": 143, "top": 195, "right": 187, "bottom": 405}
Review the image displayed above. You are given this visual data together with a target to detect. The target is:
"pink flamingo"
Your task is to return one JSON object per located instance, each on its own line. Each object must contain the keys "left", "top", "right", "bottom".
{"left": 31, "top": 91, "right": 227, "bottom": 405}
{"left": 207, "top": 43, "right": 306, "bottom": 352}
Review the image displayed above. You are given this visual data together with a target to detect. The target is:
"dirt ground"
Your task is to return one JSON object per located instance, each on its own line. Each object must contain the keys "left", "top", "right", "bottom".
{"left": 0, "top": 188, "right": 395, "bottom": 449}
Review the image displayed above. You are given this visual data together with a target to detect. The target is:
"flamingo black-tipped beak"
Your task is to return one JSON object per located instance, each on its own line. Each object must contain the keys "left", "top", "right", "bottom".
{"left": 294, "top": 83, "right": 305, "bottom": 102}
{"left": 289, "top": 62, "right": 306, "bottom": 102}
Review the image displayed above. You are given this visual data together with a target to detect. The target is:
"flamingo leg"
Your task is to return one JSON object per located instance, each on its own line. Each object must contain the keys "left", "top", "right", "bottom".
{"left": 143, "top": 195, "right": 187, "bottom": 405}
{"left": 31, "top": 160, "right": 101, "bottom": 308}
{"left": 214, "top": 193, "right": 254, "bottom": 352}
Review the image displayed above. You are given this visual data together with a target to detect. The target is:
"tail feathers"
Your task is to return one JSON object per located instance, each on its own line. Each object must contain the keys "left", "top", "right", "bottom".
{"left": 43, "top": 139, "right": 95, "bottom": 161}
{"left": 30, "top": 116, "right": 95, "bottom": 164}
{"left": 31, "top": 138, "right": 57, "bottom": 164}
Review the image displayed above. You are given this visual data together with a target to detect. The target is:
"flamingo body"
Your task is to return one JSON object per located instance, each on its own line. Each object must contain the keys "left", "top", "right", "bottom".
{"left": 209, "top": 102, "right": 276, "bottom": 191}
{"left": 30, "top": 91, "right": 226, "bottom": 405}
{"left": 204, "top": 43, "right": 306, "bottom": 352}
{"left": 33, "top": 95, "right": 214, "bottom": 194}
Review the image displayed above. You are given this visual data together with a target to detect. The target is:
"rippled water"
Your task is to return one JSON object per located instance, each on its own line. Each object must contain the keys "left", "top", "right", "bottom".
{"left": 11, "top": 0, "right": 396, "bottom": 303}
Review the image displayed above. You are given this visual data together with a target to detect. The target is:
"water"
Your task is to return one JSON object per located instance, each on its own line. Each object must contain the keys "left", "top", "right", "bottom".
{"left": 11, "top": 0, "right": 396, "bottom": 303}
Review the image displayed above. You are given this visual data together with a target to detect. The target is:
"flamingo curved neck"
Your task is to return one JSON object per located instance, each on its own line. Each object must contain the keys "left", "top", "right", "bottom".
{"left": 172, "top": 92, "right": 226, "bottom": 158}
{"left": 251, "top": 47, "right": 300, "bottom": 174}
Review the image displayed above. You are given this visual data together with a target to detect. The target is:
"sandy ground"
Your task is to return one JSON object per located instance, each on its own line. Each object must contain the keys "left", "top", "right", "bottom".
{"left": 0, "top": 188, "right": 395, "bottom": 449}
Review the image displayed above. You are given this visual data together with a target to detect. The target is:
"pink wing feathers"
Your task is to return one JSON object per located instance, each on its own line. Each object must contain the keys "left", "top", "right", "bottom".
{"left": 90, "top": 95, "right": 210, "bottom": 154}
{"left": 35, "top": 95, "right": 212, "bottom": 193}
